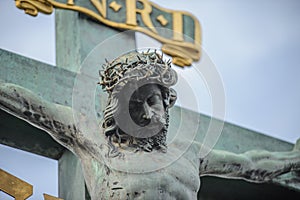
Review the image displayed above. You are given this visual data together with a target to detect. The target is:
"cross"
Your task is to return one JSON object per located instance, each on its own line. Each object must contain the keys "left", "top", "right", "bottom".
{"left": 1, "top": 1, "right": 300, "bottom": 200}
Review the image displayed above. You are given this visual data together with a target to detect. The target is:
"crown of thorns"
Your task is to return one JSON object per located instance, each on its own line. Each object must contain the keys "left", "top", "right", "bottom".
{"left": 99, "top": 51, "right": 178, "bottom": 94}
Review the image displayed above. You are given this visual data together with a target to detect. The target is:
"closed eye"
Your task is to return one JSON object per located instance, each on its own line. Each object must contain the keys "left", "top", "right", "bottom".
{"left": 147, "top": 94, "right": 161, "bottom": 106}
{"left": 129, "top": 100, "right": 143, "bottom": 109}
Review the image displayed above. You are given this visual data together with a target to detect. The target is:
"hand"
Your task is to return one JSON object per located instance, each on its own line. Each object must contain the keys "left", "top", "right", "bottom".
{"left": 294, "top": 138, "right": 300, "bottom": 151}
{"left": 293, "top": 138, "right": 300, "bottom": 177}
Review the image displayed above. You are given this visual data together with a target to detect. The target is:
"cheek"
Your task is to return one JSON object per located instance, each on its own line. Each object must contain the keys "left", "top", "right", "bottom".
{"left": 152, "top": 104, "right": 165, "bottom": 116}
{"left": 129, "top": 104, "right": 143, "bottom": 119}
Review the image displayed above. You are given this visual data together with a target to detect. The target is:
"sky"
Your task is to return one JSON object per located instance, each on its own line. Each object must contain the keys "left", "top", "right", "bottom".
{"left": 0, "top": 0, "right": 300, "bottom": 199}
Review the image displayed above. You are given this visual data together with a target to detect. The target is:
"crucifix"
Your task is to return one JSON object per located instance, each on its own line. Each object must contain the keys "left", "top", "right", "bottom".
{"left": 0, "top": 0, "right": 300, "bottom": 199}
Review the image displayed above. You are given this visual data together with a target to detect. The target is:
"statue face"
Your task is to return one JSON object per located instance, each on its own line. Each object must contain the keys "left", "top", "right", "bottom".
{"left": 129, "top": 84, "right": 166, "bottom": 128}
{"left": 100, "top": 51, "right": 177, "bottom": 153}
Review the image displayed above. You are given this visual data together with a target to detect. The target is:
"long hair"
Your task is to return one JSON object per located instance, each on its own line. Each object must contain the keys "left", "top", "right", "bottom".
{"left": 99, "top": 51, "right": 178, "bottom": 157}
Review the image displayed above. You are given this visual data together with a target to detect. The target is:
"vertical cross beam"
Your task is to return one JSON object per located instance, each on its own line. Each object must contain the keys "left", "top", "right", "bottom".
{"left": 54, "top": 9, "right": 136, "bottom": 199}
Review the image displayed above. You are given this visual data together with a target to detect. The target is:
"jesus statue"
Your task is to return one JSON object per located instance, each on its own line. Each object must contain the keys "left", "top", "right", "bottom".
{"left": 0, "top": 51, "right": 299, "bottom": 199}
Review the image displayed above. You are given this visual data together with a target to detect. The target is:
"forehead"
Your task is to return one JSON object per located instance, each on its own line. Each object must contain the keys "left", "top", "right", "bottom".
{"left": 131, "top": 84, "right": 162, "bottom": 100}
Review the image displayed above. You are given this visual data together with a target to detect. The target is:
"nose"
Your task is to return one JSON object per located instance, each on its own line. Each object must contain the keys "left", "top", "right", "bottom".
{"left": 142, "top": 102, "right": 153, "bottom": 120}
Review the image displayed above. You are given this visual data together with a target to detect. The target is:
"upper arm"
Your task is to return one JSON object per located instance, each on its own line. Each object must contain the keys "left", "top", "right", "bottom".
{"left": 0, "top": 82, "right": 78, "bottom": 149}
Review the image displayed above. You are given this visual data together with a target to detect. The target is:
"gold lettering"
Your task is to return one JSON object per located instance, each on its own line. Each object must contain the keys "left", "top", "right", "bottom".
{"left": 0, "top": 169, "right": 33, "bottom": 200}
{"left": 126, "top": 0, "right": 157, "bottom": 33}
{"left": 172, "top": 12, "right": 184, "bottom": 41}
{"left": 15, "top": 0, "right": 201, "bottom": 67}
{"left": 126, "top": 0, "right": 135, "bottom": 25}
{"left": 67, "top": 0, "right": 74, "bottom": 6}
{"left": 91, "top": 0, "right": 107, "bottom": 18}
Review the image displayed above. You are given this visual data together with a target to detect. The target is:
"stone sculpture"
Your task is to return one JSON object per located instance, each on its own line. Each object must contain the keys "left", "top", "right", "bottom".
{"left": 0, "top": 51, "right": 299, "bottom": 199}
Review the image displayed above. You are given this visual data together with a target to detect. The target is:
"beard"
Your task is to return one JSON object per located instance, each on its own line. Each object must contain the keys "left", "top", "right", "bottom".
{"left": 107, "top": 112, "right": 169, "bottom": 156}
{"left": 132, "top": 125, "right": 168, "bottom": 152}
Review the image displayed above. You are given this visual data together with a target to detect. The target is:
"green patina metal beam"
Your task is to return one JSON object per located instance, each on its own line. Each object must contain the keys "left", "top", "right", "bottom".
{"left": 58, "top": 151, "right": 86, "bottom": 200}
{"left": 0, "top": 49, "right": 76, "bottom": 107}
{"left": 169, "top": 107, "right": 293, "bottom": 154}
{"left": 55, "top": 10, "right": 136, "bottom": 72}
{"left": 55, "top": 10, "right": 137, "bottom": 200}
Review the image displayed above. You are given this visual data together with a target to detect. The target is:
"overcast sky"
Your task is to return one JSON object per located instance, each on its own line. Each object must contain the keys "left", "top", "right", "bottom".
{"left": 1, "top": 0, "right": 300, "bottom": 199}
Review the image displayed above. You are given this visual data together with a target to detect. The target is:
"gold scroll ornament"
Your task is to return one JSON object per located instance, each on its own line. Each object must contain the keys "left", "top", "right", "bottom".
{"left": 15, "top": 0, "right": 53, "bottom": 16}
{"left": 0, "top": 169, "right": 62, "bottom": 200}
{"left": 15, "top": 0, "right": 201, "bottom": 67}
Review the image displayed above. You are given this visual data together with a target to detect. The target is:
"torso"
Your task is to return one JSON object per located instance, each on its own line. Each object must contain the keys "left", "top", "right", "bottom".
{"left": 79, "top": 141, "right": 201, "bottom": 200}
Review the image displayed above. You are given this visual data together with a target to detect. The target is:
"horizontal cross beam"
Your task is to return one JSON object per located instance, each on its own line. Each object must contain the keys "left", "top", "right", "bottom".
{"left": 0, "top": 48, "right": 297, "bottom": 193}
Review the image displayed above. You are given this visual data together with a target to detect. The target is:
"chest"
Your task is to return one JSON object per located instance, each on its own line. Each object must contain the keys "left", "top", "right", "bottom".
{"left": 87, "top": 154, "right": 200, "bottom": 199}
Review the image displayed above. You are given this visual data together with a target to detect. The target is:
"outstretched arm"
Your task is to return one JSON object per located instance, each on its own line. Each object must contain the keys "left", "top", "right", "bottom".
{"left": 199, "top": 140, "right": 300, "bottom": 183}
{"left": 0, "top": 81, "right": 78, "bottom": 150}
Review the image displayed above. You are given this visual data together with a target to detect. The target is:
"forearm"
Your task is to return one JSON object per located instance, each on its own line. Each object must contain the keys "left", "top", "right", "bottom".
{"left": 199, "top": 149, "right": 253, "bottom": 180}
{"left": 243, "top": 149, "right": 300, "bottom": 181}
{"left": 0, "top": 82, "right": 77, "bottom": 148}
{"left": 200, "top": 148, "right": 300, "bottom": 183}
